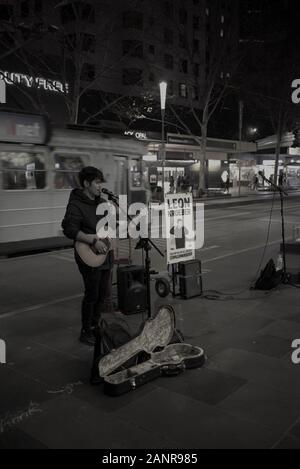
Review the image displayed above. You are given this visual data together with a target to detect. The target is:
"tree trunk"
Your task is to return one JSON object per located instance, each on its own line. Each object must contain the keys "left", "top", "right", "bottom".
{"left": 198, "top": 122, "right": 208, "bottom": 192}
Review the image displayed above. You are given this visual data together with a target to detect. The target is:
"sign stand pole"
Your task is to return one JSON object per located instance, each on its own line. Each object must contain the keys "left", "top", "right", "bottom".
{"left": 0, "top": 79, "right": 6, "bottom": 104}
{"left": 171, "top": 263, "right": 181, "bottom": 297}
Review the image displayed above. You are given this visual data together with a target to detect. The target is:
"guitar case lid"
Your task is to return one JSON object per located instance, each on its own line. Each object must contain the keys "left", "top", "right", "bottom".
{"left": 98, "top": 305, "right": 175, "bottom": 378}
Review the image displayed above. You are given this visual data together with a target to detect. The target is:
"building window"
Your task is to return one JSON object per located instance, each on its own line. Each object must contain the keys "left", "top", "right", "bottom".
{"left": 205, "top": 8, "right": 210, "bottom": 16}
{"left": 22, "top": 27, "right": 31, "bottom": 40}
{"left": 164, "top": 28, "right": 173, "bottom": 45}
{"left": 194, "top": 63, "right": 200, "bottom": 77}
{"left": 122, "top": 68, "right": 143, "bottom": 86}
{"left": 163, "top": 1, "right": 174, "bottom": 18}
{"left": 65, "top": 33, "right": 95, "bottom": 53}
{"left": 81, "top": 3, "right": 95, "bottom": 22}
{"left": 123, "top": 11, "right": 143, "bottom": 30}
{"left": 179, "top": 8, "right": 187, "bottom": 25}
{"left": 1, "top": 151, "right": 46, "bottom": 190}
{"left": 123, "top": 40, "right": 143, "bottom": 58}
{"left": 0, "top": 4, "right": 13, "bottom": 20}
{"left": 21, "top": 0, "right": 29, "bottom": 17}
{"left": 220, "top": 29, "right": 224, "bottom": 37}
{"left": 148, "top": 44, "right": 155, "bottom": 55}
{"left": 82, "top": 34, "right": 95, "bottom": 52}
{"left": 221, "top": 15, "right": 225, "bottom": 23}
{"left": 81, "top": 63, "right": 95, "bottom": 81}
{"left": 35, "top": 0, "right": 42, "bottom": 13}
{"left": 180, "top": 59, "right": 188, "bottom": 74}
{"left": 193, "top": 16, "right": 200, "bottom": 30}
{"left": 0, "top": 32, "right": 14, "bottom": 48}
{"left": 193, "top": 39, "right": 199, "bottom": 53}
{"left": 192, "top": 86, "right": 199, "bottom": 101}
{"left": 164, "top": 54, "right": 174, "bottom": 69}
{"left": 61, "top": 2, "right": 95, "bottom": 24}
{"left": 168, "top": 80, "right": 174, "bottom": 96}
{"left": 179, "top": 34, "right": 187, "bottom": 49}
{"left": 179, "top": 83, "right": 187, "bottom": 98}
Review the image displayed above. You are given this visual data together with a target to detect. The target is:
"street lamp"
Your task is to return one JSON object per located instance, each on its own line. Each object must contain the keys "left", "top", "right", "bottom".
{"left": 159, "top": 81, "right": 167, "bottom": 199}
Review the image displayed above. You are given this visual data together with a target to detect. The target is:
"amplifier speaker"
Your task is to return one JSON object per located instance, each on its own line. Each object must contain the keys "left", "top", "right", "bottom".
{"left": 117, "top": 265, "right": 147, "bottom": 314}
{"left": 178, "top": 260, "right": 202, "bottom": 299}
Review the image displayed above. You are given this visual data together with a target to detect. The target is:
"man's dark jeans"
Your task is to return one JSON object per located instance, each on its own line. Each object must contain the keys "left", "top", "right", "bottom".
{"left": 75, "top": 251, "right": 113, "bottom": 331}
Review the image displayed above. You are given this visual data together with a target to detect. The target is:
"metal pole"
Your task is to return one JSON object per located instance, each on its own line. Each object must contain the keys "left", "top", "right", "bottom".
{"left": 161, "top": 108, "right": 165, "bottom": 200}
{"left": 238, "top": 100, "right": 243, "bottom": 197}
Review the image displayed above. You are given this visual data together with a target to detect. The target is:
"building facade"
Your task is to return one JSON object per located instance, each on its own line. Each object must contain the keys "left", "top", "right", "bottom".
{"left": 0, "top": 0, "right": 239, "bottom": 125}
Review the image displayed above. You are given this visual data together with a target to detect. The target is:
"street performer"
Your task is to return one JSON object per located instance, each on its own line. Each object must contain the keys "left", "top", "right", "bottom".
{"left": 62, "top": 166, "right": 114, "bottom": 346}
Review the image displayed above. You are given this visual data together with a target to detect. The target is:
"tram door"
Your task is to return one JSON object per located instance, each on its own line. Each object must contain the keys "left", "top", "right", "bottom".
{"left": 114, "top": 156, "right": 128, "bottom": 197}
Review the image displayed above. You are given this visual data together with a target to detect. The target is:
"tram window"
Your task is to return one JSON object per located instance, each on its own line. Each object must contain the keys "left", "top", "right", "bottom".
{"left": 1, "top": 151, "right": 46, "bottom": 190}
{"left": 54, "top": 154, "right": 86, "bottom": 189}
{"left": 131, "top": 172, "right": 141, "bottom": 187}
{"left": 130, "top": 160, "right": 142, "bottom": 187}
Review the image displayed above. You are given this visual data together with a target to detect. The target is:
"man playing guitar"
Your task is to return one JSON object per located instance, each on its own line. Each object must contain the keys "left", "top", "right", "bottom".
{"left": 62, "top": 166, "right": 114, "bottom": 345}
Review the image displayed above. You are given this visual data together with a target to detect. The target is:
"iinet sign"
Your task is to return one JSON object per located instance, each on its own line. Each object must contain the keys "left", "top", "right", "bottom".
{"left": 0, "top": 339, "right": 6, "bottom": 364}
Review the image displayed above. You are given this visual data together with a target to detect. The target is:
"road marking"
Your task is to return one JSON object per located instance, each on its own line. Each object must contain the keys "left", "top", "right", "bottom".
{"left": 206, "top": 212, "right": 251, "bottom": 221}
{"left": 258, "top": 218, "right": 298, "bottom": 224}
{"left": 200, "top": 245, "right": 219, "bottom": 251}
{"left": 0, "top": 294, "right": 83, "bottom": 319}
{"left": 50, "top": 255, "right": 75, "bottom": 262}
{"left": 202, "top": 238, "right": 285, "bottom": 264}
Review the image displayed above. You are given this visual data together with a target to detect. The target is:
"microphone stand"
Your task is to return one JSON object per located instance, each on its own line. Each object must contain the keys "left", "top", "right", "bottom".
{"left": 259, "top": 173, "right": 289, "bottom": 283}
{"left": 105, "top": 192, "right": 164, "bottom": 318}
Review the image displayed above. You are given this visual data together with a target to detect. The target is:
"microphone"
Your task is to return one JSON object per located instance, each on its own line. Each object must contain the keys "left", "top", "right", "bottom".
{"left": 101, "top": 187, "right": 119, "bottom": 199}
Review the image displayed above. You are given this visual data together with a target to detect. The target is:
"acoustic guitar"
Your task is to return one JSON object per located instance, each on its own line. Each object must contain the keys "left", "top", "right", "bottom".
{"left": 75, "top": 234, "right": 115, "bottom": 268}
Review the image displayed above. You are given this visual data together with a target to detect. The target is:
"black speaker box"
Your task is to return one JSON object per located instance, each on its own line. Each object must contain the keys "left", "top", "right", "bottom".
{"left": 178, "top": 260, "right": 202, "bottom": 299}
{"left": 117, "top": 265, "right": 147, "bottom": 314}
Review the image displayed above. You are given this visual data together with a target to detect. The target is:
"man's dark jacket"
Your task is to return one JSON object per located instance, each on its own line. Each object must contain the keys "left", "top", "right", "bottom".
{"left": 62, "top": 188, "right": 112, "bottom": 269}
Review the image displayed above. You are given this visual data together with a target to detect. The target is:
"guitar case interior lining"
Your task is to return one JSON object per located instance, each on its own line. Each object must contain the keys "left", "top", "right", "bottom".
{"left": 98, "top": 305, "right": 205, "bottom": 396}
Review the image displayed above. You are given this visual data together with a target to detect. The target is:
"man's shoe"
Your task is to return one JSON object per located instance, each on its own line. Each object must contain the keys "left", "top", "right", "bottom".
{"left": 79, "top": 329, "right": 96, "bottom": 346}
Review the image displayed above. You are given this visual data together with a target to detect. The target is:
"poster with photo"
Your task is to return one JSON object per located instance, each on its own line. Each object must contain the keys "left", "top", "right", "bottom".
{"left": 165, "top": 192, "right": 195, "bottom": 265}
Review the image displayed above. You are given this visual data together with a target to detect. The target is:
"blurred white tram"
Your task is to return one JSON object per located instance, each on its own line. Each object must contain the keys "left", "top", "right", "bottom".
{"left": 0, "top": 113, "right": 148, "bottom": 256}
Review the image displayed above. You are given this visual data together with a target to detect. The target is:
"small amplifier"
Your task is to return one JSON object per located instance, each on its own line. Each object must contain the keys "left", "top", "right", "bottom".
{"left": 117, "top": 265, "right": 147, "bottom": 314}
{"left": 178, "top": 260, "right": 202, "bottom": 299}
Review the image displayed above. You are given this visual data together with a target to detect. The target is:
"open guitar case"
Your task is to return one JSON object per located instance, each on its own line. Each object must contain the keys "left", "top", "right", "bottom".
{"left": 91, "top": 305, "right": 206, "bottom": 396}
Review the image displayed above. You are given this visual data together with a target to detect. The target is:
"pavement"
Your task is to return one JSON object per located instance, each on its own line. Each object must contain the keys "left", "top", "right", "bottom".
{"left": 1, "top": 194, "right": 300, "bottom": 449}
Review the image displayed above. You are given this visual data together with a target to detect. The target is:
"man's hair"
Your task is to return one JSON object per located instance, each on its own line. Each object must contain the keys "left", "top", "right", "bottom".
{"left": 79, "top": 166, "right": 105, "bottom": 187}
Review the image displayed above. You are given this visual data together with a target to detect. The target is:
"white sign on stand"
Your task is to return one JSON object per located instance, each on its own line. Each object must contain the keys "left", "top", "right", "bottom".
{"left": 165, "top": 192, "right": 195, "bottom": 265}
{"left": 0, "top": 79, "right": 6, "bottom": 103}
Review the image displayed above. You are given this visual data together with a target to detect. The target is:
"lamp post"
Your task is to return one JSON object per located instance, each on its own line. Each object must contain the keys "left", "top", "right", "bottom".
{"left": 238, "top": 100, "right": 243, "bottom": 197}
{"left": 159, "top": 81, "right": 167, "bottom": 199}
